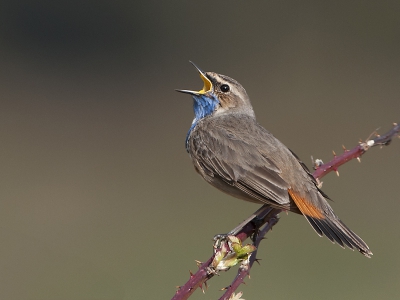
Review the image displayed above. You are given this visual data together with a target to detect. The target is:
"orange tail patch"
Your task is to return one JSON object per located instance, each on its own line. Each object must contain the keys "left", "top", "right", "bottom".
{"left": 288, "top": 189, "right": 324, "bottom": 219}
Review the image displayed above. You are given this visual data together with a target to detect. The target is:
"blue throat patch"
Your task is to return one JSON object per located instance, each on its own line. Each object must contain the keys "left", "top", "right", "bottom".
{"left": 186, "top": 93, "right": 220, "bottom": 151}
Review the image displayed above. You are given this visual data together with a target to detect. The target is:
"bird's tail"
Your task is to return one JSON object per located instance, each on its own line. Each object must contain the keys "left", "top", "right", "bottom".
{"left": 305, "top": 215, "right": 372, "bottom": 257}
{"left": 288, "top": 188, "right": 372, "bottom": 257}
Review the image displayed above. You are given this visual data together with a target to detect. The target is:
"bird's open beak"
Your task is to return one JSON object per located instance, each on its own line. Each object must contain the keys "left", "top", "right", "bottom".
{"left": 176, "top": 61, "right": 213, "bottom": 95}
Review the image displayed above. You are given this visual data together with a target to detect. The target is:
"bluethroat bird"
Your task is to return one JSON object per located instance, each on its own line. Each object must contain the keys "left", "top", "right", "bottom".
{"left": 177, "top": 62, "right": 372, "bottom": 257}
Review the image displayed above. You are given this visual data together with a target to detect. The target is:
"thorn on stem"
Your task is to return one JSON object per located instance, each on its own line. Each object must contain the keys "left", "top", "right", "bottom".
{"left": 199, "top": 282, "right": 207, "bottom": 294}
{"left": 342, "top": 145, "right": 347, "bottom": 151}
{"left": 335, "top": 169, "right": 340, "bottom": 177}
{"left": 332, "top": 150, "right": 337, "bottom": 157}
{"left": 195, "top": 260, "right": 202, "bottom": 267}
{"left": 357, "top": 157, "right": 361, "bottom": 163}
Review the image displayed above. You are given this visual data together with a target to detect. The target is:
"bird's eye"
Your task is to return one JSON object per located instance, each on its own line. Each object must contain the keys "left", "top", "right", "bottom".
{"left": 220, "top": 84, "right": 230, "bottom": 93}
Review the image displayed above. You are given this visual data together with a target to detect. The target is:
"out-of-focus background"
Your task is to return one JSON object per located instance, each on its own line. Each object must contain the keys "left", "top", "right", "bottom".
{"left": 0, "top": 1, "right": 399, "bottom": 299}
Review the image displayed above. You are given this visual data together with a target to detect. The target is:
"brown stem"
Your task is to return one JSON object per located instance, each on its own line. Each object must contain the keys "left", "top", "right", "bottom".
{"left": 218, "top": 208, "right": 280, "bottom": 300}
{"left": 172, "top": 258, "right": 213, "bottom": 300}
{"left": 313, "top": 122, "right": 399, "bottom": 179}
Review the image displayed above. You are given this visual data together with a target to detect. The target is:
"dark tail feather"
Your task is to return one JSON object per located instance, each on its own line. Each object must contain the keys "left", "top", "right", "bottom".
{"left": 305, "top": 215, "right": 372, "bottom": 258}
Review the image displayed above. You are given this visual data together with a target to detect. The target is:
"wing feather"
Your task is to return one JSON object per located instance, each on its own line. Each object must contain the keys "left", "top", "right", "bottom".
{"left": 189, "top": 117, "right": 291, "bottom": 206}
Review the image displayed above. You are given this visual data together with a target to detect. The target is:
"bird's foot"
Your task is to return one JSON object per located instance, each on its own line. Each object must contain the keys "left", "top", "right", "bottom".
{"left": 249, "top": 215, "right": 264, "bottom": 243}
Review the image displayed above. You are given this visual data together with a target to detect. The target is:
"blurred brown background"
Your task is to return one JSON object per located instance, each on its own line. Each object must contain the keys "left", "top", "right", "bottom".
{"left": 0, "top": 1, "right": 399, "bottom": 299}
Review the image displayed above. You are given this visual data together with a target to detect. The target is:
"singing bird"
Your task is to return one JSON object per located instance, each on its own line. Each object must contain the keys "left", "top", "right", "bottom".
{"left": 177, "top": 62, "right": 372, "bottom": 257}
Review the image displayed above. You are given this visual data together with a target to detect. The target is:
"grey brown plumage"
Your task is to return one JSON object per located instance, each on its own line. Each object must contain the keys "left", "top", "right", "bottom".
{"left": 178, "top": 64, "right": 372, "bottom": 257}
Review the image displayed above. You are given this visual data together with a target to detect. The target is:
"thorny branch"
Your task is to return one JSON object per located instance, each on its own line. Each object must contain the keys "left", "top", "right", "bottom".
{"left": 172, "top": 123, "right": 399, "bottom": 300}
{"left": 313, "top": 122, "right": 400, "bottom": 180}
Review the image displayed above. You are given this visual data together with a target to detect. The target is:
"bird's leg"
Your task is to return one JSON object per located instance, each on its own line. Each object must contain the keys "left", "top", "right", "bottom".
{"left": 250, "top": 215, "right": 266, "bottom": 244}
{"left": 228, "top": 204, "right": 271, "bottom": 235}
{"left": 213, "top": 205, "right": 272, "bottom": 252}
